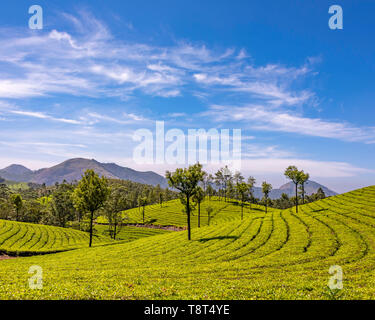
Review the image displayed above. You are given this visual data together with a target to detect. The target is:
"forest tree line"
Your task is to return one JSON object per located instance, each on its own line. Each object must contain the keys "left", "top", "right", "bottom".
{"left": 0, "top": 176, "right": 178, "bottom": 230}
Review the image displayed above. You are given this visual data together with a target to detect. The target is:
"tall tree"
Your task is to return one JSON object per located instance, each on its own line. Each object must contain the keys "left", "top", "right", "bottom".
{"left": 298, "top": 171, "right": 310, "bottom": 204}
{"left": 226, "top": 180, "right": 235, "bottom": 201}
{"left": 11, "top": 194, "right": 23, "bottom": 221}
{"left": 201, "top": 171, "right": 208, "bottom": 194}
{"left": 159, "top": 193, "right": 163, "bottom": 208}
{"left": 166, "top": 163, "right": 205, "bottom": 240}
{"left": 50, "top": 182, "right": 76, "bottom": 227}
{"left": 222, "top": 166, "right": 233, "bottom": 202}
{"left": 316, "top": 187, "right": 326, "bottom": 200}
{"left": 236, "top": 182, "right": 249, "bottom": 220}
{"left": 215, "top": 166, "right": 232, "bottom": 202}
{"left": 206, "top": 184, "right": 214, "bottom": 201}
{"left": 284, "top": 166, "right": 303, "bottom": 213}
{"left": 247, "top": 176, "right": 256, "bottom": 209}
{"left": 206, "top": 174, "right": 214, "bottom": 198}
{"left": 192, "top": 186, "right": 205, "bottom": 228}
{"left": 214, "top": 170, "right": 224, "bottom": 200}
{"left": 233, "top": 171, "right": 244, "bottom": 200}
{"left": 103, "top": 186, "right": 128, "bottom": 240}
{"left": 139, "top": 197, "right": 148, "bottom": 223}
{"left": 262, "top": 182, "right": 272, "bottom": 214}
{"left": 72, "top": 170, "right": 110, "bottom": 247}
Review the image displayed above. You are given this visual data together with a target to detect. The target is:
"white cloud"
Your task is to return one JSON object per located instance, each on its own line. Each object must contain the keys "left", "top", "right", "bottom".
{"left": 0, "top": 11, "right": 316, "bottom": 103}
{"left": 203, "top": 105, "right": 375, "bottom": 143}
{"left": 9, "top": 109, "right": 82, "bottom": 125}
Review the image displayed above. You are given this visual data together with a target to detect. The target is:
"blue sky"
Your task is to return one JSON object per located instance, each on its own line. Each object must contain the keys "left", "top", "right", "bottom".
{"left": 0, "top": 0, "right": 374, "bottom": 192}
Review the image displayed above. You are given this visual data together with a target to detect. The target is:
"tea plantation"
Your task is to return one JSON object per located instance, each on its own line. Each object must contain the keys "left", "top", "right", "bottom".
{"left": 1, "top": 186, "right": 375, "bottom": 299}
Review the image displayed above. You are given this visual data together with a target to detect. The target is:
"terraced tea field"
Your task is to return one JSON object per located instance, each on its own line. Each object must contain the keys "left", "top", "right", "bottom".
{"left": 1, "top": 186, "right": 375, "bottom": 299}
{"left": 0, "top": 220, "right": 111, "bottom": 255}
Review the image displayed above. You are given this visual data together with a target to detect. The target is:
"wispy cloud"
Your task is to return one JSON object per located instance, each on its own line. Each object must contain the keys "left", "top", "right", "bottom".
{"left": 0, "top": 10, "right": 316, "bottom": 104}
{"left": 85, "top": 111, "right": 151, "bottom": 124}
{"left": 202, "top": 104, "right": 375, "bottom": 144}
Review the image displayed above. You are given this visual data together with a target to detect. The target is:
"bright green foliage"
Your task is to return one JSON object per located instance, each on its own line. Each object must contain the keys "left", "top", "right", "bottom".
{"left": 72, "top": 170, "right": 110, "bottom": 247}
{"left": 95, "top": 224, "right": 172, "bottom": 242}
{"left": 101, "top": 186, "right": 128, "bottom": 240}
{"left": 236, "top": 182, "right": 249, "bottom": 220}
{"left": 2, "top": 186, "right": 375, "bottom": 299}
{"left": 10, "top": 194, "right": 23, "bottom": 221}
{"left": 4, "top": 181, "right": 30, "bottom": 191}
{"left": 50, "top": 183, "right": 76, "bottom": 228}
{"left": 166, "top": 163, "right": 205, "bottom": 240}
{"left": 262, "top": 181, "right": 272, "bottom": 214}
{"left": 0, "top": 219, "right": 110, "bottom": 255}
{"left": 298, "top": 171, "right": 310, "bottom": 204}
{"left": 284, "top": 165, "right": 304, "bottom": 213}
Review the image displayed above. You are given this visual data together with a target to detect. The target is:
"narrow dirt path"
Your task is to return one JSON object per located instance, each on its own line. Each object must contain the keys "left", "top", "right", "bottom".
{"left": 95, "top": 222, "right": 185, "bottom": 231}
{"left": 0, "top": 254, "right": 17, "bottom": 260}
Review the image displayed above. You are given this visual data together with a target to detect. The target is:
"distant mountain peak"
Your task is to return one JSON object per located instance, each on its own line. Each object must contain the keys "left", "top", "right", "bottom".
{"left": 0, "top": 164, "right": 34, "bottom": 182}
{"left": 2, "top": 164, "right": 32, "bottom": 174}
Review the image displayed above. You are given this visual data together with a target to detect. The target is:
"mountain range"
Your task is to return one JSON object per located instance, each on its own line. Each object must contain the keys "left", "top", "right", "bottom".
{"left": 0, "top": 158, "right": 168, "bottom": 187}
{"left": 252, "top": 180, "right": 337, "bottom": 199}
{"left": 0, "top": 158, "right": 337, "bottom": 197}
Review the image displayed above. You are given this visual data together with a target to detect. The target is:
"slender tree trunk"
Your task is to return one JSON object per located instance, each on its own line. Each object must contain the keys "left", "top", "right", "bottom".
{"left": 186, "top": 195, "right": 191, "bottom": 240}
{"left": 16, "top": 208, "right": 18, "bottom": 221}
{"left": 89, "top": 210, "right": 94, "bottom": 247}
{"left": 198, "top": 202, "right": 201, "bottom": 228}
{"left": 114, "top": 222, "right": 117, "bottom": 240}
{"left": 302, "top": 184, "right": 305, "bottom": 204}
{"left": 295, "top": 183, "right": 298, "bottom": 213}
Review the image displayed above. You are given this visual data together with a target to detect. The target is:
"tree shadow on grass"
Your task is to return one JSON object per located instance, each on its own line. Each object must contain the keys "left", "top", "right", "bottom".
{"left": 197, "top": 236, "right": 239, "bottom": 242}
{"left": 146, "top": 219, "right": 158, "bottom": 224}
{"left": 312, "top": 209, "right": 327, "bottom": 212}
{"left": 250, "top": 207, "right": 264, "bottom": 212}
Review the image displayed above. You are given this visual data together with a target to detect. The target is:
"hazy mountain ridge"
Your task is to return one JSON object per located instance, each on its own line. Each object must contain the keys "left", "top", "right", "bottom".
{"left": 252, "top": 180, "right": 337, "bottom": 199}
{"left": 0, "top": 158, "right": 168, "bottom": 187}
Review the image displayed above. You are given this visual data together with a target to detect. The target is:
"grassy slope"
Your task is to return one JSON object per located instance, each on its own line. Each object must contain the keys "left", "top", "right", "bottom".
{"left": 3, "top": 180, "right": 30, "bottom": 191}
{"left": 1, "top": 187, "right": 375, "bottom": 299}
{"left": 0, "top": 220, "right": 111, "bottom": 255}
{"left": 97, "top": 197, "right": 270, "bottom": 227}
{"left": 95, "top": 224, "right": 172, "bottom": 242}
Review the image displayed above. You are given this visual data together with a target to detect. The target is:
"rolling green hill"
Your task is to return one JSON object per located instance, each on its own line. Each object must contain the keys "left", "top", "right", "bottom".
{"left": 97, "top": 197, "right": 271, "bottom": 227}
{"left": 1, "top": 186, "right": 375, "bottom": 299}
